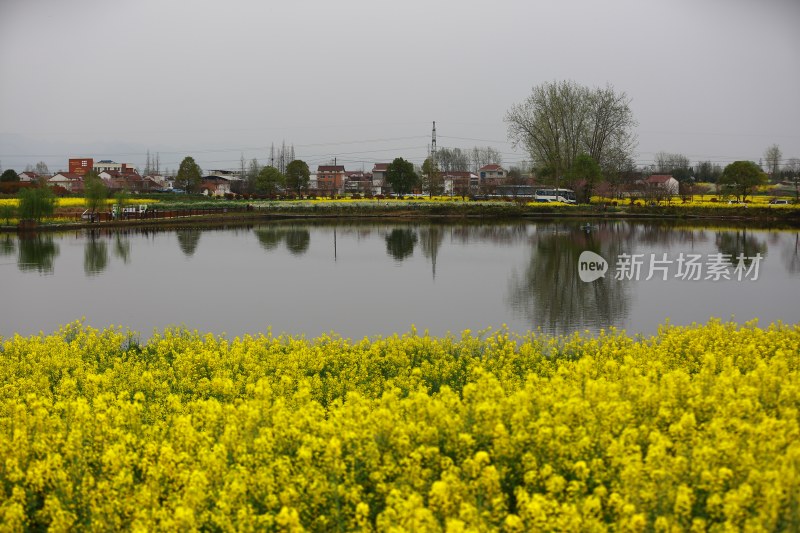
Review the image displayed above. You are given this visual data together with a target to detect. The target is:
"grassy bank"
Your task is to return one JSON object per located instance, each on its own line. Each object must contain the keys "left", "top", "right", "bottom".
{"left": 2, "top": 320, "right": 799, "bottom": 530}
{"left": 2, "top": 197, "right": 800, "bottom": 232}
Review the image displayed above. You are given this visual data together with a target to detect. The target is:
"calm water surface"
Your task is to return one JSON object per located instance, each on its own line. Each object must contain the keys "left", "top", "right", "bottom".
{"left": 2, "top": 220, "right": 799, "bottom": 339}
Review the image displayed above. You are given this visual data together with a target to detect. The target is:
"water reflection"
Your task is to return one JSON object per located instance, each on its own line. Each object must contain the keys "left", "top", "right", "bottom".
{"left": 419, "top": 226, "right": 444, "bottom": 279}
{"left": 253, "top": 227, "right": 311, "bottom": 256}
{"left": 783, "top": 234, "right": 800, "bottom": 275}
{"left": 114, "top": 233, "right": 131, "bottom": 264}
{"left": 507, "top": 222, "right": 632, "bottom": 334}
{"left": 176, "top": 229, "right": 201, "bottom": 257}
{"left": 385, "top": 228, "right": 418, "bottom": 262}
{"left": 255, "top": 228, "right": 282, "bottom": 251}
{"left": 84, "top": 232, "right": 108, "bottom": 276}
{"left": 1, "top": 235, "right": 15, "bottom": 256}
{"left": 285, "top": 229, "right": 310, "bottom": 256}
{"left": 715, "top": 229, "right": 768, "bottom": 266}
{"left": 18, "top": 234, "right": 59, "bottom": 274}
{"left": 3, "top": 221, "right": 797, "bottom": 340}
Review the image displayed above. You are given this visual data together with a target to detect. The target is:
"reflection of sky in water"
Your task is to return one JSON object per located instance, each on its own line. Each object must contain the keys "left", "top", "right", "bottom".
{"left": 1, "top": 222, "right": 798, "bottom": 339}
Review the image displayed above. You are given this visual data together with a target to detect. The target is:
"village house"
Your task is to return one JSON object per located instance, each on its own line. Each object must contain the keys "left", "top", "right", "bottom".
{"left": 317, "top": 165, "right": 346, "bottom": 194}
{"left": 49, "top": 172, "right": 84, "bottom": 192}
{"left": 201, "top": 175, "right": 233, "bottom": 197}
{"left": 644, "top": 174, "right": 679, "bottom": 196}
{"left": 478, "top": 164, "right": 507, "bottom": 186}
{"left": 371, "top": 163, "right": 390, "bottom": 195}
{"left": 441, "top": 171, "right": 478, "bottom": 196}
{"left": 344, "top": 170, "right": 372, "bottom": 194}
{"left": 18, "top": 171, "right": 40, "bottom": 182}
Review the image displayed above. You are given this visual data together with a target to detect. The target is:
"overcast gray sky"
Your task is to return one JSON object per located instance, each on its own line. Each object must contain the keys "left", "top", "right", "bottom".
{"left": 1, "top": 0, "right": 798, "bottom": 174}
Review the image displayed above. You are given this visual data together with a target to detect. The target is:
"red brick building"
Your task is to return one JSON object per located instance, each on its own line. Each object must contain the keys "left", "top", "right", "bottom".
{"left": 317, "top": 165, "right": 346, "bottom": 193}
{"left": 68, "top": 158, "right": 93, "bottom": 176}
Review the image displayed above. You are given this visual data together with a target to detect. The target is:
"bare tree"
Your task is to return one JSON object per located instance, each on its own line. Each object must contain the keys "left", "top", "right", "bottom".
{"left": 655, "top": 152, "right": 692, "bottom": 181}
{"left": 436, "top": 147, "right": 470, "bottom": 172}
{"left": 34, "top": 161, "right": 49, "bottom": 175}
{"left": 469, "top": 146, "right": 503, "bottom": 173}
{"left": 505, "top": 80, "right": 637, "bottom": 189}
{"left": 764, "top": 144, "right": 782, "bottom": 182}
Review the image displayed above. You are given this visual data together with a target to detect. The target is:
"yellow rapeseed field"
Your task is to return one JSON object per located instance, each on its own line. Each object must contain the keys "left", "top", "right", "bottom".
{"left": 1, "top": 320, "right": 799, "bottom": 531}
{"left": 0, "top": 198, "right": 159, "bottom": 208}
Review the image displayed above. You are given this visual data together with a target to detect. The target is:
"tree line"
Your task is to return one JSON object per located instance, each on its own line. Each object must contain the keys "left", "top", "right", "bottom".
{"left": 504, "top": 80, "right": 798, "bottom": 202}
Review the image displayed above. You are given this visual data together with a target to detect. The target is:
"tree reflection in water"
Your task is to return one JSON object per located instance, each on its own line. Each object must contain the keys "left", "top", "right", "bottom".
{"left": 176, "top": 229, "right": 201, "bottom": 257}
{"left": 18, "top": 234, "right": 59, "bottom": 274}
{"left": 783, "top": 234, "right": 800, "bottom": 275}
{"left": 419, "top": 225, "right": 444, "bottom": 279}
{"left": 715, "top": 228, "right": 768, "bottom": 267}
{"left": 285, "top": 229, "right": 310, "bottom": 256}
{"left": 253, "top": 227, "right": 311, "bottom": 256}
{"left": 114, "top": 233, "right": 131, "bottom": 264}
{"left": 1, "top": 235, "right": 15, "bottom": 257}
{"left": 254, "top": 228, "right": 282, "bottom": 251}
{"left": 507, "top": 221, "right": 633, "bottom": 335}
{"left": 84, "top": 232, "right": 108, "bottom": 276}
{"left": 385, "top": 228, "right": 418, "bottom": 262}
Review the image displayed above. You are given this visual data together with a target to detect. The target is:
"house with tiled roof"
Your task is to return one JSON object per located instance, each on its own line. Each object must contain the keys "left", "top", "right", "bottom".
{"left": 644, "top": 174, "right": 679, "bottom": 195}
{"left": 478, "top": 164, "right": 507, "bottom": 187}
{"left": 49, "top": 172, "right": 84, "bottom": 192}
{"left": 317, "top": 165, "right": 346, "bottom": 193}
{"left": 201, "top": 176, "right": 232, "bottom": 197}
{"left": 344, "top": 170, "right": 372, "bottom": 194}
{"left": 371, "top": 163, "right": 390, "bottom": 195}
{"left": 441, "top": 171, "right": 478, "bottom": 196}
{"left": 18, "top": 171, "right": 39, "bottom": 182}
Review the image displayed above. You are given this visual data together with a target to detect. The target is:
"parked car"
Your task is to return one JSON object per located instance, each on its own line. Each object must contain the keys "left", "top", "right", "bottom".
{"left": 769, "top": 199, "right": 790, "bottom": 205}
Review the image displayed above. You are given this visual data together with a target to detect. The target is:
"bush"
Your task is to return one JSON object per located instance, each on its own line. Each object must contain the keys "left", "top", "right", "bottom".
{"left": 18, "top": 186, "right": 56, "bottom": 222}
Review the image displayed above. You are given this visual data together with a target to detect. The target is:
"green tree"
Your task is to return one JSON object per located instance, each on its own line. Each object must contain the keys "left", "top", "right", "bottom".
{"left": 1, "top": 204, "right": 15, "bottom": 225}
{"left": 385, "top": 157, "right": 419, "bottom": 197}
{"left": 285, "top": 160, "right": 310, "bottom": 195}
{"left": 1, "top": 169, "right": 19, "bottom": 182}
{"left": 255, "top": 166, "right": 285, "bottom": 195}
{"left": 566, "top": 154, "right": 602, "bottom": 203}
{"left": 719, "top": 161, "right": 767, "bottom": 202}
{"left": 18, "top": 186, "right": 56, "bottom": 223}
{"left": 421, "top": 157, "right": 443, "bottom": 197}
{"left": 696, "top": 161, "right": 722, "bottom": 183}
{"left": 113, "top": 190, "right": 130, "bottom": 219}
{"left": 175, "top": 156, "right": 202, "bottom": 193}
{"left": 83, "top": 170, "right": 107, "bottom": 222}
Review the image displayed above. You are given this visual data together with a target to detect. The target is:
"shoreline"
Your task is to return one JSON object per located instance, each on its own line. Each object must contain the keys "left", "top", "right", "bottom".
{"left": 3, "top": 202, "right": 799, "bottom": 232}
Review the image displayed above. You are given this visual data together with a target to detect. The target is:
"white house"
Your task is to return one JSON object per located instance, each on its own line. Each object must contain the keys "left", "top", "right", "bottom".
{"left": 645, "top": 174, "right": 679, "bottom": 196}
{"left": 441, "top": 171, "right": 478, "bottom": 196}
{"left": 49, "top": 172, "right": 83, "bottom": 191}
{"left": 18, "top": 171, "right": 39, "bottom": 182}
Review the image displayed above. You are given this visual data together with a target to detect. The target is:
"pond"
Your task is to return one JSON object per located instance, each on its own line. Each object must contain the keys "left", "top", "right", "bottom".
{"left": 2, "top": 220, "right": 799, "bottom": 339}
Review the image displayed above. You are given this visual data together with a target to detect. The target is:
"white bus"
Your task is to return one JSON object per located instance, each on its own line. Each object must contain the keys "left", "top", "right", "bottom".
{"left": 534, "top": 188, "right": 576, "bottom": 204}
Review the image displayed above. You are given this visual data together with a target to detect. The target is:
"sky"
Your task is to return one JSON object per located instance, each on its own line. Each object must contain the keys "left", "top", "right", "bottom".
{"left": 1, "top": 0, "right": 798, "bottom": 175}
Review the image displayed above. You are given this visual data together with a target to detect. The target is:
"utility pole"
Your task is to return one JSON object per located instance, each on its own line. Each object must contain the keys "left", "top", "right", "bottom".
{"left": 431, "top": 121, "right": 437, "bottom": 165}
{"left": 431, "top": 121, "right": 438, "bottom": 197}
